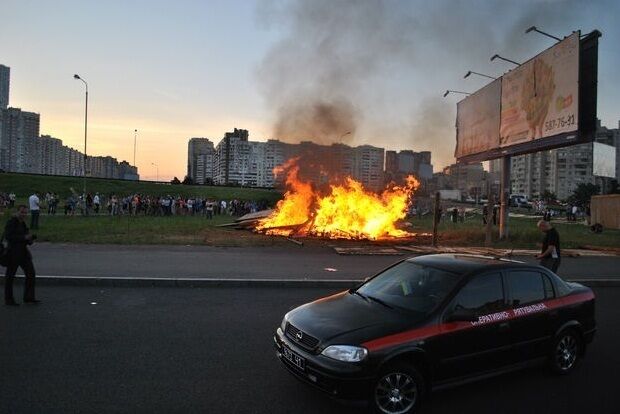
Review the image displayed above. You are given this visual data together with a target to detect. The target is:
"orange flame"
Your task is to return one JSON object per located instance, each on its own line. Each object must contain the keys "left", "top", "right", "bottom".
{"left": 256, "top": 159, "right": 419, "bottom": 239}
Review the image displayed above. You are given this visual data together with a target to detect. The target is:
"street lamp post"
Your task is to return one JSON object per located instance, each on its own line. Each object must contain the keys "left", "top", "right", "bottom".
{"left": 133, "top": 129, "right": 138, "bottom": 167}
{"left": 442, "top": 90, "right": 471, "bottom": 98}
{"left": 525, "top": 26, "right": 562, "bottom": 41}
{"left": 74, "top": 74, "right": 88, "bottom": 197}
{"left": 464, "top": 70, "right": 497, "bottom": 80}
{"left": 490, "top": 54, "right": 521, "bottom": 66}
{"left": 151, "top": 162, "right": 159, "bottom": 181}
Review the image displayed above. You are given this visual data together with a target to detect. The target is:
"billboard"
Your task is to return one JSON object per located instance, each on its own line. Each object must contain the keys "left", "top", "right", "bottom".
{"left": 455, "top": 30, "right": 600, "bottom": 163}
{"left": 500, "top": 32, "right": 579, "bottom": 146}
{"left": 455, "top": 79, "right": 501, "bottom": 159}
{"left": 592, "top": 142, "right": 616, "bottom": 178}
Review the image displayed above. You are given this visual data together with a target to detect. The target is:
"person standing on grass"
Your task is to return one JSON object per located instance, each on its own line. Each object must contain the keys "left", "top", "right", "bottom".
{"left": 206, "top": 200, "right": 214, "bottom": 219}
{"left": 572, "top": 205, "right": 578, "bottom": 222}
{"left": 93, "top": 193, "right": 100, "bottom": 214}
{"left": 28, "top": 191, "right": 40, "bottom": 230}
{"left": 536, "top": 220, "right": 561, "bottom": 273}
{"left": 4, "top": 205, "right": 39, "bottom": 306}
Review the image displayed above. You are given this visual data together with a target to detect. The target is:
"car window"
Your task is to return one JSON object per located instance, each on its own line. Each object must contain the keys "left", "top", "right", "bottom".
{"left": 451, "top": 273, "right": 504, "bottom": 314}
{"left": 506, "top": 271, "right": 546, "bottom": 306}
{"left": 357, "top": 262, "right": 460, "bottom": 314}
{"left": 542, "top": 274, "right": 555, "bottom": 299}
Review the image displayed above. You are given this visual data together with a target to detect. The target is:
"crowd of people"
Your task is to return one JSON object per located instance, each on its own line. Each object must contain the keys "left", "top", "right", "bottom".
{"left": 1, "top": 191, "right": 271, "bottom": 218}
{"left": 531, "top": 200, "right": 590, "bottom": 223}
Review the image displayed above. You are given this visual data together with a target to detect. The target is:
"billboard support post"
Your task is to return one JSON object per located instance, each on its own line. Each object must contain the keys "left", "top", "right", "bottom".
{"left": 432, "top": 192, "right": 440, "bottom": 247}
{"left": 499, "top": 156, "right": 510, "bottom": 240}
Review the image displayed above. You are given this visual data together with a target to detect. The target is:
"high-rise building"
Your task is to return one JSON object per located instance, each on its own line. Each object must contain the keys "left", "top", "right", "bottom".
{"left": 89, "top": 156, "right": 120, "bottom": 179}
{"left": 204, "top": 128, "right": 436, "bottom": 192}
{"left": 118, "top": 161, "right": 139, "bottom": 180}
{"left": 0, "top": 65, "right": 9, "bottom": 109}
{"left": 441, "top": 162, "right": 487, "bottom": 198}
{"left": 0, "top": 107, "right": 40, "bottom": 173}
{"left": 214, "top": 128, "right": 249, "bottom": 185}
{"left": 0, "top": 66, "right": 138, "bottom": 180}
{"left": 383, "top": 149, "right": 433, "bottom": 184}
{"left": 38, "top": 135, "right": 64, "bottom": 175}
{"left": 353, "top": 145, "right": 384, "bottom": 192}
{"left": 510, "top": 120, "right": 619, "bottom": 200}
{"left": 187, "top": 137, "right": 215, "bottom": 184}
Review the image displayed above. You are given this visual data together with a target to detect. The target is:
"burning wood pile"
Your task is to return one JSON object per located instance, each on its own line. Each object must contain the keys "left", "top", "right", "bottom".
{"left": 226, "top": 158, "right": 421, "bottom": 242}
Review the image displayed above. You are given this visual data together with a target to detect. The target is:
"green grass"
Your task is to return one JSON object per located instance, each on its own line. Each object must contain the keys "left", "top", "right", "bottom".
{"left": 1, "top": 207, "right": 617, "bottom": 249}
{"left": 408, "top": 214, "right": 620, "bottom": 249}
{"left": 16, "top": 213, "right": 289, "bottom": 247}
{"left": 0, "top": 172, "right": 282, "bottom": 203}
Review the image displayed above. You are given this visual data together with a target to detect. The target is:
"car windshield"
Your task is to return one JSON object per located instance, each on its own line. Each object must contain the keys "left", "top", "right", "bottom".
{"left": 357, "top": 261, "right": 460, "bottom": 314}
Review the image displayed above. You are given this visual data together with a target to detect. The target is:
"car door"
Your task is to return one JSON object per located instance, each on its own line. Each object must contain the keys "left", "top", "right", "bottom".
{"left": 505, "top": 270, "right": 555, "bottom": 362}
{"left": 431, "top": 272, "right": 512, "bottom": 381}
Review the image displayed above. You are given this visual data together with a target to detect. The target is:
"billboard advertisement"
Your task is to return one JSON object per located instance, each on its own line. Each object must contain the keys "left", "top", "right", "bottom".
{"left": 500, "top": 32, "right": 579, "bottom": 147}
{"left": 454, "top": 30, "right": 599, "bottom": 163}
{"left": 592, "top": 142, "right": 617, "bottom": 178}
{"left": 455, "top": 79, "right": 501, "bottom": 159}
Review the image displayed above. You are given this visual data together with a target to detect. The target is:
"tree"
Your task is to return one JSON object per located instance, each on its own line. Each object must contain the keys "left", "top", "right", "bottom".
{"left": 567, "top": 183, "right": 599, "bottom": 207}
{"left": 182, "top": 175, "right": 194, "bottom": 185}
{"left": 540, "top": 190, "right": 557, "bottom": 203}
{"left": 171, "top": 177, "right": 181, "bottom": 185}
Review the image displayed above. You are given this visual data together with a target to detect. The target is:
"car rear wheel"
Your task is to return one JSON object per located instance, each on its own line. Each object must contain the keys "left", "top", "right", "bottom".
{"left": 550, "top": 329, "right": 581, "bottom": 374}
{"left": 372, "top": 363, "right": 425, "bottom": 414}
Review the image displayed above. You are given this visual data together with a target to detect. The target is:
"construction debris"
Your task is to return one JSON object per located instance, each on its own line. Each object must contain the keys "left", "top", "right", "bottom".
{"left": 217, "top": 209, "right": 274, "bottom": 229}
{"left": 333, "top": 247, "right": 404, "bottom": 256}
{"left": 332, "top": 245, "right": 619, "bottom": 257}
{"left": 286, "top": 237, "right": 304, "bottom": 246}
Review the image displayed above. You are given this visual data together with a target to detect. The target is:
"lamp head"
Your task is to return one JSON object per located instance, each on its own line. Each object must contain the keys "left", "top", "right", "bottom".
{"left": 525, "top": 26, "right": 536, "bottom": 34}
{"left": 73, "top": 74, "right": 81, "bottom": 80}
{"left": 443, "top": 90, "right": 450, "bottom": 97}
{"left": 490, "top": 54, "right": 499, "bottom": 62}
{"left": 464, "top": 71, "right": 472, "bottom": 79}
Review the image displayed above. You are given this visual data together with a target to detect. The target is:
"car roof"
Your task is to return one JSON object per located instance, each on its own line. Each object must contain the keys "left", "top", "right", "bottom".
{"left": 406, "top": 253, "right": 527, "bottom": 275}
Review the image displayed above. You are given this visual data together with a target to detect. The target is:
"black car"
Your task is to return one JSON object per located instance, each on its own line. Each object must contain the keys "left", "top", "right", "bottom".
{"left": 274, "top": 254, "right": 596, "bottom": 414}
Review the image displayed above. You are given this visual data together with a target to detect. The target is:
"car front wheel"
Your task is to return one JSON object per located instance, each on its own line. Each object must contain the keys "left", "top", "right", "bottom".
{"left": 372, "top": 363, "right": 425, "bottom": 414}
{"left": 550, "top": 329, "right": 581, "bottom": 374}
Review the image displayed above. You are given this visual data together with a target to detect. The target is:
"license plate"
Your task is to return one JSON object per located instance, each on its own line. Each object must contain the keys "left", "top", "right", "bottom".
{"left": 282, "top": 346, "right": 305, "bottom": 371}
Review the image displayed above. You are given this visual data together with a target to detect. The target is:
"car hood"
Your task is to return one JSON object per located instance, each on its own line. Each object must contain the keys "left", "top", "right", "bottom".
{"left": 286, "top": 290, "right": 427, "bottom": 346}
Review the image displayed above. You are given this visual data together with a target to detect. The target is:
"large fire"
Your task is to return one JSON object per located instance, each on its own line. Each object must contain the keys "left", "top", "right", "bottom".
{"left": 256, "top": 159, "right": 419, "bottom": 240}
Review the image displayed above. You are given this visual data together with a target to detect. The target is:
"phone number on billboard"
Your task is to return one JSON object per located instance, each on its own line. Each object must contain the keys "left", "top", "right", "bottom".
{"left": 544, "top": 114, "right": 576, "bottom": 132}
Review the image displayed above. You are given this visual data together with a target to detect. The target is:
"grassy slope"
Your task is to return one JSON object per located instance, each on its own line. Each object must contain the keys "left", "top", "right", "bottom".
{"left": 0, "top": 172, "right": 282, "bottom": 203}
{"left": 409, "top": 214, "right": 620, "bottom": 249}
{"left": 28, "top": 214, "right": 290, "bottom": 247}
{"left": 1, "top": 172, "right": 617, "bottom": 248}
{"left": 0, "top": 211, "right": 614, "bottom": 248}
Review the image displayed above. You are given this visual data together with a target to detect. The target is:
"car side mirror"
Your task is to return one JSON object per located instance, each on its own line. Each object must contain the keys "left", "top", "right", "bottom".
{"left": 446, "top": 308, "right": 478, "bottom": 322}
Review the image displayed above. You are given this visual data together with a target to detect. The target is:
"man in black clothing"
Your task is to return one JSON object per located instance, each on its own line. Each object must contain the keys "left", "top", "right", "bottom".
{"left": 536, "top": 220, "right": 561, "bottom": 273}
{"left": 4, "top": 205, "right": 39, "bottom": 306}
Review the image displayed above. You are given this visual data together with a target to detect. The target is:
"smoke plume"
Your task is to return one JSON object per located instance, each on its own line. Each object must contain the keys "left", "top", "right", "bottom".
{"left": 257, "top": 0, "right": 603, "bottom": 169}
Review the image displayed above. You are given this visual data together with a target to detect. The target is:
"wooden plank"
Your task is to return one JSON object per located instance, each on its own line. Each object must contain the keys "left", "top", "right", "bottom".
{"left": 234, "top": 209, "right": 274, "bottom": 223}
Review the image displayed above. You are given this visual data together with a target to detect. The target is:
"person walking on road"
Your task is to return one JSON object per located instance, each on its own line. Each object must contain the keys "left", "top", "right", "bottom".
{"left": 28, "top": 191, "right": 40, "bottom": 230}
{"left": 3, "top": 205, "right": 39, "bottom": 306}
{"left": 536, "top": 220, "right": 561, "bottom": 273}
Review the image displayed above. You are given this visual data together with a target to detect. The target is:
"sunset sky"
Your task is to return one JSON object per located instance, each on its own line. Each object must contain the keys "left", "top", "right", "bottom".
{"left": 2, "top": 0, "right": 619, "bottom": 180}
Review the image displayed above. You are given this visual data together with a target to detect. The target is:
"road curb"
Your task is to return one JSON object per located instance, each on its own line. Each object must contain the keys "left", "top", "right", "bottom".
{"left": 28, "top": 275, "right": 360, "bottom": 289}
{"left": 12, "top": 275, "right": 620, "bottom": 288}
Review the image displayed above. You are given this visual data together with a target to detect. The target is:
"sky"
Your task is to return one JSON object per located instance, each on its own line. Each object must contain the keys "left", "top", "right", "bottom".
{"left": 2, "top": 0, "right": 619, "bottom": 181}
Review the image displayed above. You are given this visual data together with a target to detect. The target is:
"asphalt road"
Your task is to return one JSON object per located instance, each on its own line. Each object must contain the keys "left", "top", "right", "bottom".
{"left": 24, "top": 243, "right": 620, "bottom": 280}
{"left": 1, "top": 286, "right": 619, "bottom": 413}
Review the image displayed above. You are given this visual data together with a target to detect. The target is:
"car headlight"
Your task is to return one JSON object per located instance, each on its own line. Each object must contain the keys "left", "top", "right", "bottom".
{"left": 321, "top": 345, "right": 368, "bottom": 362}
